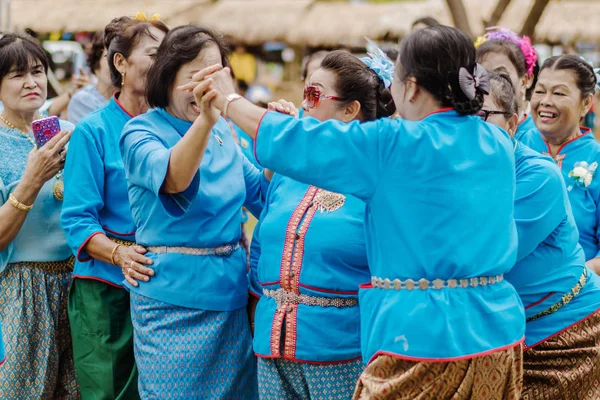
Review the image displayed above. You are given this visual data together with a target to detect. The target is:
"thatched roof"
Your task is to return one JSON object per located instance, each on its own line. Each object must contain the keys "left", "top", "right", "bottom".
{"left": 8, "top": 0, "right": 600, "bottom": 44}
{"left": 10, "top": 0, "right": 203, "bottom": 33}
{"left": 166, "top": 0, "right": 313, "bottom": 45}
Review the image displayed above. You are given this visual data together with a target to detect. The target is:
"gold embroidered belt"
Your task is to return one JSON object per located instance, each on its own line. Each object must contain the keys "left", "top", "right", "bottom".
{"left": 527, "top": 268, "right": 588, "bottom": 323}
{"left": 263, "top": 288, "right": 358, "bottom": 308}
{"left": 147, "top": 244, "right": 240, "bottom": 257}
{"left": 371, "top": 274, "right": 505, "bottom": 290}
{"left": 108, "top": 237, "right": 136, "bottom": 247}
{"left": 12, "top": 256, "right": 75, "bottom": 274}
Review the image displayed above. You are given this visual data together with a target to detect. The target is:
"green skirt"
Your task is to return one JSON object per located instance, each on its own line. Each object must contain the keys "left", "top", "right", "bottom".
{"left": 68, "top": 278, "right": 139, "bottom": 400}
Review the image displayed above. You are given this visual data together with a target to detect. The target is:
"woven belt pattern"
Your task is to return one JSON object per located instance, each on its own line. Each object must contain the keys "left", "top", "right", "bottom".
{"left": 11, "top": 256, "right": 75, "bottom": 274}
{"left": 147, "top": 244, "right": 240, "bottom": 257}
{"left": 371, "top": 274, "right": 504, "bottom": 290}
{"left": 527, "top": 268, "right": 588, "bottom": 322}
{"left": 263, "top": 288, "right": 358, "bottom": 308}
{"left": 108, "top": 237, "right": 136, "bottom": 247}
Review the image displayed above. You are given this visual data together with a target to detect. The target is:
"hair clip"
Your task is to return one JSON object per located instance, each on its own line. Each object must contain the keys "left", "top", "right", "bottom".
{"left": 360, "top": 37, "right": 395, "bottom": 89}
{"left": 458, "top": 64, "right": 490, "bottom": 100}
{"left": 135, "top": 12, "right": 161, "bottom": 22}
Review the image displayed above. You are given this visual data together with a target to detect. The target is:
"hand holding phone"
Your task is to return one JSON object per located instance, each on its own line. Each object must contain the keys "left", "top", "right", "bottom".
{"left": 32, "top": 116, "right": 61, "bottom": 148}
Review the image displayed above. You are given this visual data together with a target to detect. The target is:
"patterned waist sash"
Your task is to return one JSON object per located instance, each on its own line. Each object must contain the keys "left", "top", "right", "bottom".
{"left": 263, "top": 288, "right": 358, "bottom": 308}
{"left": 108, "top": 236, "right": 136, "bottom": 247}
{"left": 147, "top": 244, "right": 240, "bottom": 257}
{"left": 370, "top": 274, "right": 504, "bottom": 291}
{"left": 527, "top": 268, "right": 589, "bottom": 323}
{"left": 10, "top": 256, "right": 74, "bottom": 274}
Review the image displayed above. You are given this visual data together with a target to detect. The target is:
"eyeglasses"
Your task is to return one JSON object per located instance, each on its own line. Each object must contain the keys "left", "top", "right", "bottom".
{"left": 303, "top": 85, "right": 346, "bottom": 109}
{"left": 477, "top": 109, "right": 513, "bottom": 122}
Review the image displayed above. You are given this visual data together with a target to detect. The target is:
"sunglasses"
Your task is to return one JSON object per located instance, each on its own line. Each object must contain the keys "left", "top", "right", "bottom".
{"left": 303, "top": 85, "right": 347, "bottom": 109}
{"left": 477, "top": 109, "right": 513, "bottom": 122}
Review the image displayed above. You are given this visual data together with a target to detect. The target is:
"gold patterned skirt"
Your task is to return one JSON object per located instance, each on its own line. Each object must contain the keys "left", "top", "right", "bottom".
{"left": 352, "top": 345, "right": 523, "bottom": 400}
{"left": 522, "top": 309, "right": 600, "bottom": 400}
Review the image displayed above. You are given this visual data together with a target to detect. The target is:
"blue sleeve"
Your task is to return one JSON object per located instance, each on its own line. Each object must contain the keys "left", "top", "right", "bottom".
{"left": 61, "top": 122, "right": 106, "bottom": 261}
{"left": 120, "top": 124, "right": 200, "bottom": 218}
{"left": 595, "top": 187, "right": 600, "bottom": 259}
{"left": 248, "top": 217, "right": 263, "bottom": 298}
{"left": 514, "top": 161, "right": 567, "bottom": 262}
{"left": 254, "top": 111, "right": 393, "bottom": 201}
{"left": 0, "top": 177, "right": 13, "bottom": 274}
{"left": 241, "top": 145, "right": 267, "bottom": 218}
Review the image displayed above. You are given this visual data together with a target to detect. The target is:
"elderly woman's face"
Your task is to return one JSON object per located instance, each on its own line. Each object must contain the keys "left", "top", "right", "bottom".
{"left": 169, "top": 44, "right": 223, "bottom": 122}
{"left": 0, "top": 58, "right": 47, "bottom": 113}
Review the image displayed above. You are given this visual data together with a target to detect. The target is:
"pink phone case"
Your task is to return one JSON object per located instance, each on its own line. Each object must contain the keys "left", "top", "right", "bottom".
{"left": 32, "top": 116, "right": 61, "bottom": 148}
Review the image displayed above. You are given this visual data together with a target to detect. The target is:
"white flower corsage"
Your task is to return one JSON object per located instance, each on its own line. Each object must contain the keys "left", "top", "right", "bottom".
{"left": 567, "top": 161, "right": 598, "bottom": 191}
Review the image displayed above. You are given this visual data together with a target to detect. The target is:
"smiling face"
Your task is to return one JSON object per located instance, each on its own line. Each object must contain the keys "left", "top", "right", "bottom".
{"left": 531, "top": 67, "right": 592, "bottom": 142}
{"left": 167, "top": 44, "right": 223, "bottom": 122}
{"left": 0, "top": 57, "right": 47, "bottom": 114}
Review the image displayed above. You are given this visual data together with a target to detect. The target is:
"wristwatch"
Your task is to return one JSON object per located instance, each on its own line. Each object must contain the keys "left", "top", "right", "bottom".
{"left": 223, "top": 93, "right": 242, "bottom": 119}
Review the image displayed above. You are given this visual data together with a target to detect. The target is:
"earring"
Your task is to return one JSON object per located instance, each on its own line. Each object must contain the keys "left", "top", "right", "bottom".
{"left": 121, "top": 72, "right": 126, "bottom": 87}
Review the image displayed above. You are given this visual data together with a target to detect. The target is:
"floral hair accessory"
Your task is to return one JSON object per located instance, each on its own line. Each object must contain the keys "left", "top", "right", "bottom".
{"left": 360, "top": 38, "right": 395, "bottom": 89}
{"left": 135, "top": 12, "right": 161, "bottom": 22}
{"left": 484, "top": 27, "right": 538, "bottom": 77}
{"left": 567, "top": 161, "right": 598, "bottom": 191}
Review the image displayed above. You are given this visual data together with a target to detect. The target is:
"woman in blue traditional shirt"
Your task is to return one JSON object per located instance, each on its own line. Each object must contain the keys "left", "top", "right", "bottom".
{"left": 250, "top": 49, "right": 395, "bottom": 400}
{"left": 61, "top": 16, "right": 168, "bottom": 400}
{"left": 484, "top": 71, "right": 600, "bottom": 399}
{"left": 0, "top": 33, "right": 77, "bottom": 398}
{"left": 67, "top": 31, "right": 114, "bottom": 125}
{"left": 120, "top": 25, "right": 266, "bottom": 399}
{"left": 519, "top": 56, "right": 600, "bottom": 273}
{"left": 195, "top": 25, "right": 524, "bottom": 399}
{"left": 476, "top": 28, "right": 539, "bottom": 141}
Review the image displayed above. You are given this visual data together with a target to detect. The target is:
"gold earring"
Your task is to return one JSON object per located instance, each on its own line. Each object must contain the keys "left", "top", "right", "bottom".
{"left": 121, "top": 72, "right": 126, "bottom": 87}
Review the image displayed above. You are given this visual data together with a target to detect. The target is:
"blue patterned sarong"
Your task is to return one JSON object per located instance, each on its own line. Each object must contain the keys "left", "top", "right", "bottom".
{"left": 130, "top": 292, "right": 258, "bottom": 399}
{"left": 257, "top": 357, "right": 364, "bottom": 400}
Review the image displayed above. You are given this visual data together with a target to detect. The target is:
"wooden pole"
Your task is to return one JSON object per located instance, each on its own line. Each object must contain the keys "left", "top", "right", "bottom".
{"left": 484, "top": 0, "right": 512, "bottom": 28}
{"left": 520, "top": 0, "right": 551, "bottom": 39}
{"left": 445, "top": 0, "right": 474, "bottom": 38}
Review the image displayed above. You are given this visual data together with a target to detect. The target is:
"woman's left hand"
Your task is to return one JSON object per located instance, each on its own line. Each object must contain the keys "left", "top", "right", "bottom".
{"left": 268, "top": 99, "right": 299, "bottom": 118}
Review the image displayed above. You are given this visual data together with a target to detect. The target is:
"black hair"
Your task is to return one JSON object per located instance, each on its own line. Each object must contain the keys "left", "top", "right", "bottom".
{"left": 476, "top": 39, "right": 539, "bottom": 101}
{"left": 411, "top": 17, "right": 440, "bottom": 28}
{"left": 104, "top": 16, "right": 169, "bottom": 88}
{"left": 540, "top": 55, "right": 597, "bottom": 98}
{"left": 301, "top": 50, "right": 329, "bottom": 81}
{"left": 87, "top": 30, "right": 105, "bottom": 75}
{"left": 398, "top": 25, "right": 484, "bottom": 115}
{"left": 146, "top": 24, "right": 230, "bottom": 109}
{"left": 320, "top": 50, "right": 395, "bottom": 121}
{"left": 0, "top": 33, "right": 49, "bottom": 85}
{"left": 489, "top": 71, "right": 518, "bottom": 116}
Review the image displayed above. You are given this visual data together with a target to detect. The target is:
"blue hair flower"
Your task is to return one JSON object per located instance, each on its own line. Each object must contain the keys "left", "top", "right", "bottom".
{"left": 360, "top": 38, "right": 395, "bottom": 89}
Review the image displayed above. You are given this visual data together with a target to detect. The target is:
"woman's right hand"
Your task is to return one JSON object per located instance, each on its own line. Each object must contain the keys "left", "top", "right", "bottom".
{"left": 22, "top": 130, "right": 71, "bottom": 187}
{"left": 113, "top": 245, "right": 155, "bottom": 287}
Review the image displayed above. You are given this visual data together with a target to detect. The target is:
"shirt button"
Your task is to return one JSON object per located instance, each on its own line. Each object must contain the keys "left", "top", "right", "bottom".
{"left": 295, "top": 233, "right": 300, "bottom": 240}
{"left": 287, "top": 306, "right": 294, "bottom": 313}
{"left": 290, "top": 271, "right": 295, "bottom": 278}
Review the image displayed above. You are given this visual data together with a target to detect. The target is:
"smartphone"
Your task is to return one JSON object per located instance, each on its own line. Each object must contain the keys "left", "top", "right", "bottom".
{"left": 32, "top": 116, "right": 61, "bottom": 148}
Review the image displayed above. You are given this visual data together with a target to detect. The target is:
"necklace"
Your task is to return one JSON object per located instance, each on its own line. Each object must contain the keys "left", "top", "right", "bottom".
{"left": 0, "top": 113, "right": 64, "bottom": 201}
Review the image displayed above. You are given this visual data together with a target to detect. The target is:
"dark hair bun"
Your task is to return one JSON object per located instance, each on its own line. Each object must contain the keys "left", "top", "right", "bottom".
{"left": 376, "top": 83, "right": 396, "bottom": 118}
